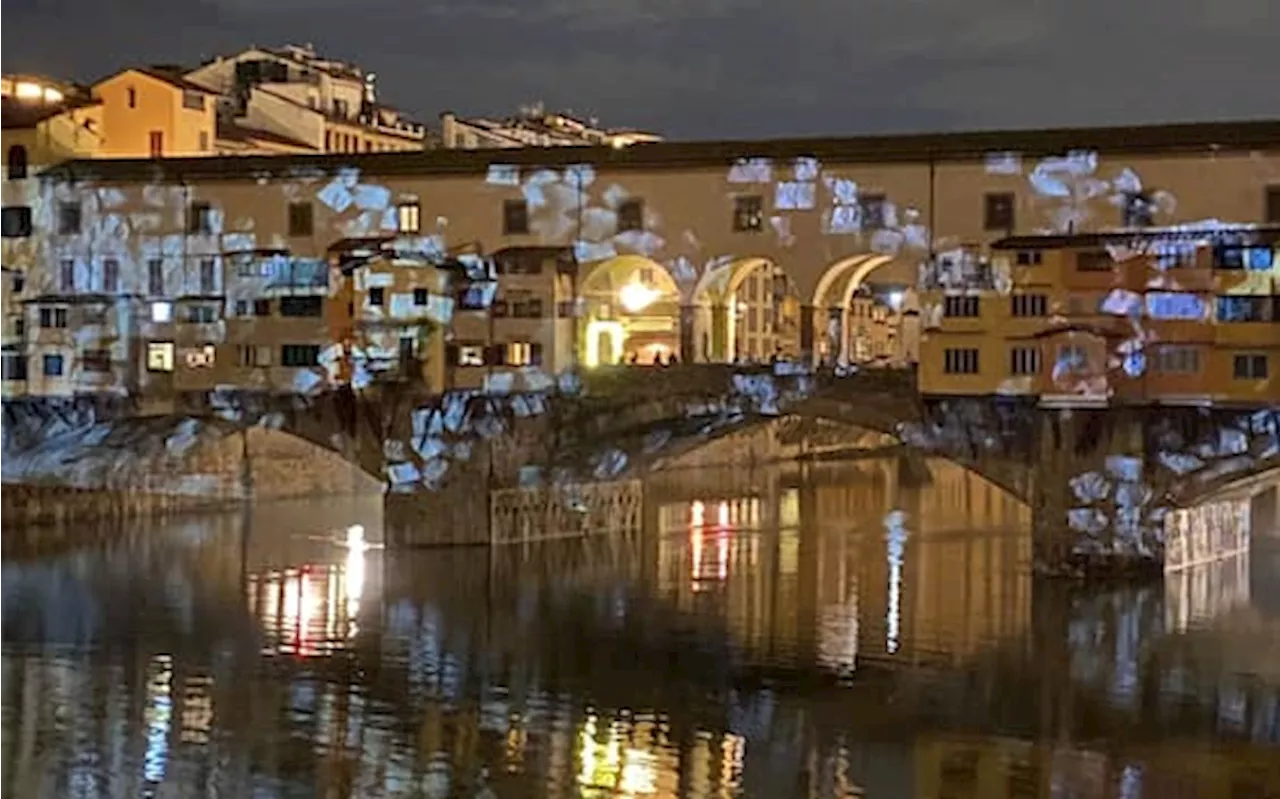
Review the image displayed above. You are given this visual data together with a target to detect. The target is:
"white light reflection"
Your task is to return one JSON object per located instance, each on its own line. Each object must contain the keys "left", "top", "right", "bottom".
{"left": 884, "top": 510, "right": 908, "bottom": 655}
{"left": 690, "top": 501, "right": 732, "bottom": 587}
{"left": 143, "top": 655, "right": 174, "bottom": 784}
{"left": 345, "top": 524, "right": 369, "bottom": 636}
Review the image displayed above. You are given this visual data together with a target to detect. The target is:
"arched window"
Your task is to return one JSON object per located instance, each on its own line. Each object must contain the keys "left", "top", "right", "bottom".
{"left": 7, "top": 145, "right": 28, "bottom": 180}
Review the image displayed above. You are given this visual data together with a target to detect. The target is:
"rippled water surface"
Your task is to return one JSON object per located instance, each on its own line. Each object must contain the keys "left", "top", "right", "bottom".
{"left": 4, "top": 457, "right": 1280, "bottom": 798}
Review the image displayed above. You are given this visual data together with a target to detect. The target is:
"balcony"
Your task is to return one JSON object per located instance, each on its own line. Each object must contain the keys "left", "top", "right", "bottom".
{"left": 920, "top": 251, "right": 999, "bottom": 292}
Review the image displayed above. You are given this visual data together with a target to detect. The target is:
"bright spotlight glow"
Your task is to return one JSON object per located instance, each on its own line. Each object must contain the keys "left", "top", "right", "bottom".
{"left": 886, "top": 290, "right": 904, "bottom": 310}
{"left": 618, "top": 281, "right": 659, "bottom": 314}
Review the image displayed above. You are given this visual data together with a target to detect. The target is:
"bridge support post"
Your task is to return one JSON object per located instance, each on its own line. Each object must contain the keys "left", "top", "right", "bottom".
{"left": 1028, "top": 409, "right": 1160, "bottom": 577}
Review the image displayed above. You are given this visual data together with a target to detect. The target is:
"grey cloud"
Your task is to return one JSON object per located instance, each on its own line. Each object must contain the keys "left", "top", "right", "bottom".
{"left": 2, "top": 0, "right": 1275, "bottom": 139}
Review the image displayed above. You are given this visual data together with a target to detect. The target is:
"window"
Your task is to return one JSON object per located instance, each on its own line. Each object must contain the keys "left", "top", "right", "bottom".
{"left": 496, "top": 251, "right": 544, "bottom": 275}
{"left": 182, "top": 90, "right": 205, "bottom": 110}
{"left": 150, "top": 301, "right": 173, "bottom": 323}
{"left": 2, "top": 353, "right": 27, "bottom": 381}
{"left": 1217, "top": 295, "right": 1271, "bottom": 323}
{"left": 59, "top": 259, "right": 74, "bottom": 291}
{"left": 1076, "top": 250, "right": 1113, "bottom": 271}
{"left": 1214, "top": 245, "right": 1274, "bottom": 271}
{"left": 369, "top": 287, "right": 385, "bottom": 307}
{"left": 943, "top": 295, "right": 980, "bottom": 317}
{"left": 149, "top": 131, "right": 164, "bottom": 158}
{"left": 147, "top": 342, "right": 175, "bottom": 372}
{"left": 1267, "top": 185, "right": 1280, "bottom": 224}
{"left": 187, "top": 201, "right": 213, "bottom": 234}
{"left": 58, "top": 202, "right": 81, "bottom": 234}
{"left": 287, "top": 202, "right": 313, "bottom": 237}
{"left": 102, "top": 259, "right": 119, "bottom": 294}
{"left": 943, "top": 348, "right": 980, "bottom": 374}
{"left": 983, "top": 192, "right": 1015, "bottom": 231}
{"left": 1121, "top": 192, "right": 1154, "bottom": 227}
{"left": 506, "top": 341, "right": 537, "bottom": 366}
{"left": 397, "top": 202, "right": 421, "bottom": 233}
{"left": 1152, "top": 345, "right": 1200, "bottom": 374}
{"left": 457, "top": 345, "right": 485, "bottom": 366}
{"left": 6, "top": 145, "right": 28, "bottom": 180}
{"left": 237, "top": 345, "right": 272, "bottom": 367}
{"left": 233, "top": 299, "right": 272, "bottom": 317}
{"left": 732, "top": 195, "right": 764, "bottom": 232}
{"left": 148, "top": 259, "right": 164, "bottom": 296}
{"left": 12, "top": 273, "right": 24, "bottom": 294}
{"left": 199, "top": 131, "right": 210, "bottom": 151}
{"left": 502, "top": 199, "right": 529, "bottom": 235}
{"left": 184, "top": 344, "right": 216, "bottom": 368}
{"left": 618, "top": 199, "right": 645, "bottom": 232}
{"left": 281, "top": 344, "right": 321, "bottom": 367}
{"left": 1010, "top": 294, "right": 1047, "bottom": 317}
{"left": 1, "top": 206, "right": 32, "bottom": 238}
{"left": 413, "top": 288, "right": 429, "bottom": 306}
{"left": 1057, "top": 344, "right": 1088, "bottom": 372}
{"left": 185, "top": 304, "right": 219, "bottom": 324}
{"left": 81, "top": 349, "right": 111, "bottom": 373}
{"left": 38, "top": 307, "right": 68, "bottom": 328}
{"left": 198, "top": 258, "right": 217, "bottom": 294}
{"left": 42, "top": 354, "right": 64, "bottom": 377}
{"left": 1014, "top": 250, "right": 1043, "bottom": 266}
{"left": 1009, "top": 346, "right": 1041, "bottom": 375}
{"left": 511, "top": 298, "right": 543, "bottom": 318}
{"left": 1233, "top": 353, "right": 1268, "bottom": 380}
{"left": 859, "top": 194, "right": 887, "bottom": 229}
{"left": 127, "top": 87, "right": 137, "bottom": 108}
{"left": 280, "top": 296, "right": 323, "bottom": 317}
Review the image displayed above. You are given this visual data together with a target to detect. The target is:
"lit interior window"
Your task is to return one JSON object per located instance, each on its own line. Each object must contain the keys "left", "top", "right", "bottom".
{"left": 150, "top": 301, "right": 173, "bottom": 323}
{"left": 146, "top": 341, "right": 174, "bottom": 372}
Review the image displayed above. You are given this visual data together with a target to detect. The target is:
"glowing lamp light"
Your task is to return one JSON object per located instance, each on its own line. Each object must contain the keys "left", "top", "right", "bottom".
{"left": 886, "top": 290, "right": 905, "bottom": 310}
{"left": 618, "top": 281, "right": 659, "bottom": 314}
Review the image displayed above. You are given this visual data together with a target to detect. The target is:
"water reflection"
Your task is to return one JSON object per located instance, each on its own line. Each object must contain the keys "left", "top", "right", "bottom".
{"left": 4, "top": 465, "right": 1280, "bottom": 798}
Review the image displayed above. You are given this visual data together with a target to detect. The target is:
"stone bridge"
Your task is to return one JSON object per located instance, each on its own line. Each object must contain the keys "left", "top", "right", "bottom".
{"left": 3, "top": 365, "right": 1278, "bottom": 573}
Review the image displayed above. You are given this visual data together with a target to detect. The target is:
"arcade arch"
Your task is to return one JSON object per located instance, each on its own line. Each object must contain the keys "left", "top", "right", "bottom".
{"left": 688, "top": 257, "right": 803, "bottom": 363}
{"left": 578, "top": 255, "right": 683, "bottom": 366}
{"left": 811, "top": 254, "right": 918, "bottom": 364}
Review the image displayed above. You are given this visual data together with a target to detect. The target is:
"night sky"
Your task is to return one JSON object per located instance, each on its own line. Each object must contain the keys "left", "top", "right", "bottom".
{"left": 3, "top": 0, "right": 1277, "bottom": 139}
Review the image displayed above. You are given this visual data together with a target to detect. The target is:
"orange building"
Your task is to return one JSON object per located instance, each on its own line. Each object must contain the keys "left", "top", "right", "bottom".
{"left": 918, "top": 226, "right": 1280, "bottom": 405}
{"left": 92, "top": 68, "right": 219, "bottom": 158}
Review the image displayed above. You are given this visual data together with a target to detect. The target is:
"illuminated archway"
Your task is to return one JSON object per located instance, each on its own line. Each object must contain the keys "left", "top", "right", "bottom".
{"left": 579, "top": 255, "right": 682, "bottom": 366}
{"left": 688, "top": 257, "right": 802, "bottom": 363}
{"left": 812, "top": 255, "right": 917, "bottom": 364}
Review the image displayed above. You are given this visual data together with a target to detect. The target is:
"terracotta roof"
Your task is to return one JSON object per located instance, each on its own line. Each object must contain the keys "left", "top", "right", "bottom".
{"left": 104, "top": 66, "right": 220, "bottom": 95}
{"left": 215, "top": 119, "right": 317, "bottom": 151}
{"left": 40, "top": 118, "right": 1280, "bottom": 183}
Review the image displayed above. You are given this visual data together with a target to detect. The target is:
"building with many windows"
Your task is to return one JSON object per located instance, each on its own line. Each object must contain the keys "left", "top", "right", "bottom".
{"left": 3, "top": 119, "right": 1278, "bottom": 401}
{"left": 185, "top": 44, "right": 428, "bottom": 155}
{"left": 917, "top": 226, "right": 1280, "bottom": 404}
{"left": 439, "top": 105, "right": 660, "bottom": 151}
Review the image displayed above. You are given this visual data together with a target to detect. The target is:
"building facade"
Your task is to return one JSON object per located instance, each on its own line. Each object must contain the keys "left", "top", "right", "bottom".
{"left": 917, "top": 227, "right": 1280, "bottom": 404}
{"left": 439, "top": 106, "right": 661, "bottom": 150}
{"left": 3, "top": 119, "right": 1279, "bottom": 401}
{"left": 92, "top": 68, "right": 220, "bottom": 158}
{"left": 185, "top": 45, "right": 427, "bottom": 155}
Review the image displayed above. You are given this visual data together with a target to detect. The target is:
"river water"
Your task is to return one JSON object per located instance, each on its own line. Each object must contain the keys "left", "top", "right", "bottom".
{"left": 3, "top": 457, "right": 1279, "bottom": 798}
